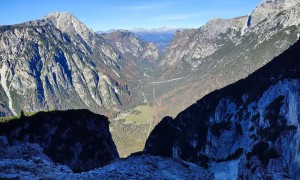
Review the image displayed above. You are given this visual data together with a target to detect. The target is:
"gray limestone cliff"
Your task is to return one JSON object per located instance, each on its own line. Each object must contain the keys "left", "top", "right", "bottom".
{"left": 0, "top": 12, "right": 145, "bottom": 117}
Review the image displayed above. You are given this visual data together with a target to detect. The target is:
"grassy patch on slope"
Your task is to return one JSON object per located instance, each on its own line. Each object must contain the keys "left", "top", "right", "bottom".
{"left": 120, "top": 105, "right": 155, "bottom": 123}
{"left": 0, "top": 111, "right": 41, "bottom": 123}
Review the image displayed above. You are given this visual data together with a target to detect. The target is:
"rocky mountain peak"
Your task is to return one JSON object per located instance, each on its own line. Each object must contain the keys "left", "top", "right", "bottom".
{"left": 43, "top": 12, "right": 94, "bottom": 42}
{"left": 200, "top": 16, "right": 248, "bottom": 38}
{"left": 104, "top": 30, "right": 137, "bottom": 40}
{"left": 46, "top": 11, "right": 74, "bottom": 19}
{"left": 102, "top": 30, "right": 143, "bottom": 57}
{"left": 101, "top": 30, "right": 160, "bottom": 63}
{"left": 250, "top": 0, "right": 300, "bottom": 27}
{"left": 261, "top": 0, "right": 300, "bottom": 7}
{"left": 161, "top": 16, "right": 248, "bottom": 67}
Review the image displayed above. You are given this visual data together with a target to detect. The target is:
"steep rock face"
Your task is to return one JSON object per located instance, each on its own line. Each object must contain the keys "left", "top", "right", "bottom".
{"left": 0, "top": 110, "right": 119, "bottom": 172}
{"left": 161, "top": 16, "right": 248, "bottom": 67}
{"left": 102, "top": 30, "right": 160, "bottom": 63}
{"left": 102, "top": 31, "right": 143, "bottom": 59}
{"left": 142, "top": 42, "right": 160, "bottom": 62}
{"left": 155, "top": 1, "right": 300, "bottom": 118}
{"left": 0, "top": 13, "right": 140, "bottom": 117}
{"left": 250, "top": 0, "right": 300, "bottom": 27}
{"left": 145, "top": 39, "right": 300, "bottom": 179}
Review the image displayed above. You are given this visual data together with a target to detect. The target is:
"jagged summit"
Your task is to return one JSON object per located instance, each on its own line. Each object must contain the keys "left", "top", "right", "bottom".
{"left": 43, "top": 11, "right": 94, "bottom": 42}
{"left": 250, "top": 0, "right": 300, "bottom": 27}
{"left": 46, "top": 11, "right": 73, "bottom": 18}
{"left": 261, "top": 0, "right": 300, "bottom": 6}
{"left": 18, "top": 12, "right": 95, "bottom": 44}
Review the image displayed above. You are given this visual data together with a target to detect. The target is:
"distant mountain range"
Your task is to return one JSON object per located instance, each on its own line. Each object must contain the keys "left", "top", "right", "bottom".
{"left": 97, "top": 27, "right": 183, "bottom": 51}
{"left": 97, "top": 27, "right": 181, "bottom": 34}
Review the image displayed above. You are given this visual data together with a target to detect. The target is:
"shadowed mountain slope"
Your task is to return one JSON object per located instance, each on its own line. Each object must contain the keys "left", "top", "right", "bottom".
{"left": 145, "top": 38, "right": 300, "bottom": 179}
{"left": 0, "top": 109, "right": 119, "bottom": 172}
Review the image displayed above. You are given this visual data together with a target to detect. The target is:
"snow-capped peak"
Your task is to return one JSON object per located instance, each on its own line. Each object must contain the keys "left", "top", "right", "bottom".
{"left": 131, "top": 27, "right": 181, "bottom": 33}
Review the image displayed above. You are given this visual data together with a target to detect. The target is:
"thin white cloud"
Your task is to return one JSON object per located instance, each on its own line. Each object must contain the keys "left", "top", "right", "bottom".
{"left": 151, "top": 12, "right": 204, "bottom": 21}
{"left": 150, "top": 8, "right": 251, "bottom": 22}
{"left": 112, "top": 2, "right": 169, "bottom": 12}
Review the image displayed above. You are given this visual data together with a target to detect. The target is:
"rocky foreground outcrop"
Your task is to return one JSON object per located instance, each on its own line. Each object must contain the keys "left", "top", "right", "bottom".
{"left": 0, "top": 110, "right": 213, "bottom": 179}
{"left": 145, "top": 37, "right": 300, "bottom": 179}
{"left": 0, "top": 153, "right": 213, "bottom": 179}
{"left": 0, "top": 109, "right": 119, "bottom": 172}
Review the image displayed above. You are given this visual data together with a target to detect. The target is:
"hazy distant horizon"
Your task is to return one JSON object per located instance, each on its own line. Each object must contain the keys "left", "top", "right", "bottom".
{"left": 1, "top": 0, "right": 261, "bottom": 30}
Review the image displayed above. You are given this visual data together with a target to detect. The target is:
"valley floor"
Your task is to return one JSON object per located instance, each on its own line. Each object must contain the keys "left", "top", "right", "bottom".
{"left": 111, "top": 105, "right": 158, "bottom": 157}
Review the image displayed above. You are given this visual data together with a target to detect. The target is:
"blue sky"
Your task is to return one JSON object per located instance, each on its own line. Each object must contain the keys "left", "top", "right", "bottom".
{"left": 1, "top": 0, "right": 261, "bottom": 30}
